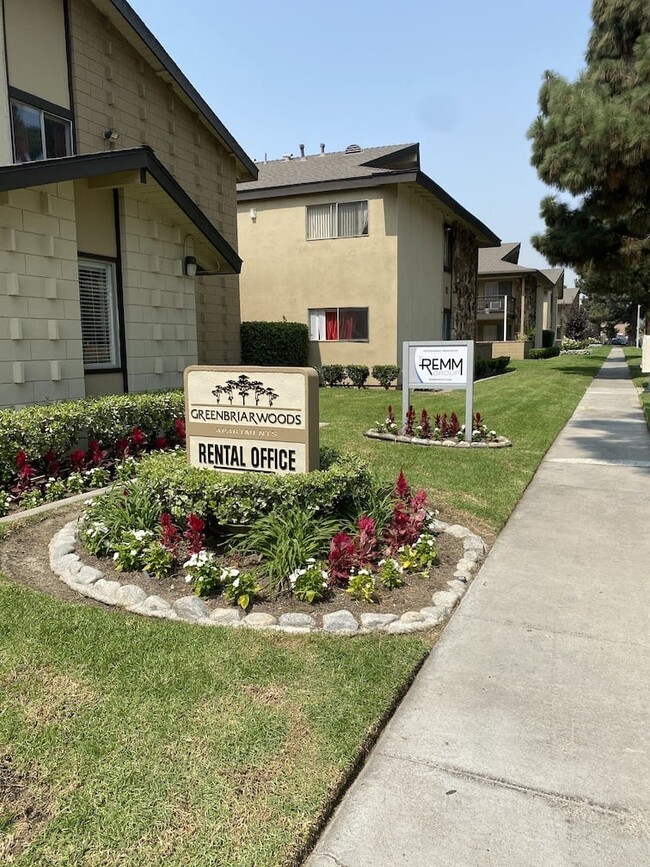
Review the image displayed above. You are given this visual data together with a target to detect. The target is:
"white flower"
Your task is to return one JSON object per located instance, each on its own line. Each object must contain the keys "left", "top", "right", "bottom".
{"left": 185, "top": 574, "right": 192, "bottom": 583}
{"left": 306, "top": 557, "right": 316, "bottom": 565}
{"left": 112, "top": 552, "right": 119, "bottom": 560}
{"left": 232, "top": 577, "right": 240, "bottom": 588}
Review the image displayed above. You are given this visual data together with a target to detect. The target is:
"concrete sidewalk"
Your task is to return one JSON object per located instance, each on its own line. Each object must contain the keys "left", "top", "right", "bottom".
{"left": 307, "top": 348, "right": 650, "bottom": 867}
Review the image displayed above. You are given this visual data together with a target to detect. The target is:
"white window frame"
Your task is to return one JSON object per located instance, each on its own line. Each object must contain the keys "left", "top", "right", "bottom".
{"left": 10, "top": 98, "right": 73, "bottom": 163}
{"left": 78, "top": 258, "right": 121, "bottom": 370}
{"left": 308, "top": 307, "right": 369, "bottom": 342}
{"left": 306, "top": 201, "right": 369, "bottom": 240}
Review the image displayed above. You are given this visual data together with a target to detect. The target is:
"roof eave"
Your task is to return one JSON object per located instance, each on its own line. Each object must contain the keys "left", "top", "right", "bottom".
{"left": 237, "top": 170, "right": 418, "bottom": 201}
{"left": 0, "top": 148, "right": 242, "bottom": 272}
{"left": 415, "top": 171, "right": 500, "bottom": 247}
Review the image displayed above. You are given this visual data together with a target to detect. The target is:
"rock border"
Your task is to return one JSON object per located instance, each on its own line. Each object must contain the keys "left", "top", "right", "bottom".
{"left": 364, "top": 430, "right": 512, "bottom": 449}
{"left": 48, "top": 520, "right": 486, "bottom": 636}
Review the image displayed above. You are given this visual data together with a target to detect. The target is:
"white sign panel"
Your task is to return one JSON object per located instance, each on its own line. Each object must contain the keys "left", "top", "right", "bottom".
{"left": 402, "top": 341, "right": 475, "bottom": 443}
{"left": 411, "top": 344, "right": 469, "bottom": 387}
{"left": 184, "top": 366, "right": 319, "bottom": 475}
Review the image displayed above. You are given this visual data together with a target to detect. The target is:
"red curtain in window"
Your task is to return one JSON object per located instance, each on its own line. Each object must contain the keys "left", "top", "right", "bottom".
{"left": 339, "top": 311, "right": 356, "bottom": 339}
{"left": 325, "top": 310, "right": 338, "bottom": 340}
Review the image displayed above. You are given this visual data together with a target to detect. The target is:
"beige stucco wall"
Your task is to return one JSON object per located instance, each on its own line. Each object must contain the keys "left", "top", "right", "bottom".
{"left": 74, "top": 183, "right": 116, "bottom": 258}
{"left": 119, "top": 189, "right": 198, "bottom": 394}
{"left": 396, "top": 185, "right": 446, "bottom": 353}
{"left": 237, "top": 189, "right": 398, "bottom": 369}
{"left": 66, "top": 0, "right": 241, "bottom": 364}
{"left": 0, "top": 181, "right": 85, "bottom": 408}
{"left": 4, "top": 0, "right": 70, "bottom": 109}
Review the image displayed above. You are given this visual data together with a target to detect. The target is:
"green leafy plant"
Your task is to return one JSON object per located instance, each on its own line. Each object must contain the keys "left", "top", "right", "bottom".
{"left": 320, "top": 365, "right": 346, "bottom": 387}
{"left": 398, "top": 531, "right": 437, "bottom": 572}
{"left": 346, "top": 568, "right": 376, "bottom": 603}
{"left": 224, "top": 571, "right": 263, "bottom": 610}
{"left": 0, "top": 490, "right": 12, "bottom": 517}
{"left": 183, "top": 552, "right": 234, "bottom": 597}
{"left": 112, "top": 529, "right": 155, "bottom": 573}
{"left": 240, "top": 321, "right": 309, "bottom": 367}
{"left": 236, "top": 505, "right": 339, "bottom": 594}
{"left": 346, "top": 365, "right": 370, "bottom": 388}
{"left": 80, "top": 482, "right": 162, "bottom": 557}
{"left": 289, "top": 559, "right": 329, "bottom": 603}
{"left": 142, "top": 540, "right": 175, "bottom": 579}
{"left": 378, "top": 557, "right": 404, "bottom": 589}
{"left": 85, "top": 466, "right": 110, "bottom": 489}
{"left": 19, "top": 489, "right": 43, "bottom": 510}
{"left": 44, "top": 477, "right": 67, "bottom": 503}
{"left": 529, "top": 346, "right": 561, "bottom": 359}
{"left": 371, "top": 365, "right": 400, "bottom": 389}
{"left": 66, "top": 472, "right": 84, "bottom": 494}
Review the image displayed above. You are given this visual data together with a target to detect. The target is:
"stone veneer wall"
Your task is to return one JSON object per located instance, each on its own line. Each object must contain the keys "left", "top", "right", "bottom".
{"left": 66, "top": 0, "right": 242, "bottom": 364}
{"left": 0, "top": 183, "right": 85, "bottom": 408}
{"left": 451, "top": 223, "right": 478, "bottom": 340}
{"left": 524, "top": 274, "right": 537, "bottom": 335}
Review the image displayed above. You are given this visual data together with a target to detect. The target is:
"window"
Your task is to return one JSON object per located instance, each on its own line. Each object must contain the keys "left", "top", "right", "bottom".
{"left": 484, "top": 280, "right": 512, "bottom": 298}
{"left": 309, "top": 308, "right": 368, "bottom": 341}
{"left": 78, "top": 259, "right": 120, "bottom": 369}
{"left": 306, "top": 201, "right": 368, "bottom": 240}
{"left": 11, "top": 99, "right": 72, "bottom": 163}
{"left": 443, "top": 224, "right": 453, "bottom": 272}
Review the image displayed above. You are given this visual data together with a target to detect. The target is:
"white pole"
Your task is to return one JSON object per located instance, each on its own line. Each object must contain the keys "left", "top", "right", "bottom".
{"left": 503, "top": 295, "right": 507, "bottom": 341}
{"left": 636, "top": 304, "right": 642, "bottom": 348}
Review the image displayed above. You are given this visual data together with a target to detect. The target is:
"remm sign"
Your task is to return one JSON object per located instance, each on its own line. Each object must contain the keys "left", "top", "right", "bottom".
{"left": 402, "top": 341, "right": 475, "bottom": 443}
{"left": 184, "top": 366, "right": 319, "bottom": 475}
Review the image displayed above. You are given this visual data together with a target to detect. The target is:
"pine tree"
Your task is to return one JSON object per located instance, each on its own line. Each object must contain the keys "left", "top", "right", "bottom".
{"left": 528, "top": 0, "right": 650, "bottom": 329}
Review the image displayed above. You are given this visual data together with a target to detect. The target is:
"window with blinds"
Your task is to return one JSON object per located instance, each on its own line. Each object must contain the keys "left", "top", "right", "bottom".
{"left": 306, "top": 201, "right": 368, "bottom": 240}
{"left": 78, "top": 259, "right": 120, "bottom": 369}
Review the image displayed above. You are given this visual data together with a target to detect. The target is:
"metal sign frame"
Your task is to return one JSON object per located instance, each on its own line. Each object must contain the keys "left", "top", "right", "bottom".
{"left": 402, "top": 340, "right": 475, "bottom": 443}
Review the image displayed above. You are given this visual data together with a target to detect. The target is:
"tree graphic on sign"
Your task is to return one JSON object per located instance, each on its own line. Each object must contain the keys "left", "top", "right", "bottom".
{"left": 249, "top": 380, "right": 266, "bottom": 406}
{"left": 211, "top": 384, "right": 224, "bottom": 403}
{"left": 235, "top": 375, "right": 254, "bottom": 405}
{"left": 265, "top": 388, "right": 279, "bottom": 407}
{"left": 224, "top": 380, "right": 237, "bottom": 405}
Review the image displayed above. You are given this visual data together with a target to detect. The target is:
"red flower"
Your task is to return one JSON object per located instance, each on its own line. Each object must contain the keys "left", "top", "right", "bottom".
{"left": 43, "top": 449, "right": 61, "bottom": 477}
{"left": 174, "top": 417, "right": 186, "bottom": 443}
{"left": 154, "top": 436, "right": 169, "bottom": 451}
{"left": 184, "top": 512, "right": 205, "bottom": 554}
{"left": 70, "top": 449, "right": 86, "bottom": 470}
{"left": 160, "top": 512, "right": 180, "bottom": 554}
{"left": 130, "top": 426, "right": 147, "bottom": 451}
{"left": 115, "top": 437, "right": 130, "bottom": 458}
{"left": 328, "top": 531, "right": 356, "bottom": 586}
{"left": 395, "top": 469, "right": 411, "bottom": 501}
{"left": 87, "top": 439, "right": 106, "bottom": 466}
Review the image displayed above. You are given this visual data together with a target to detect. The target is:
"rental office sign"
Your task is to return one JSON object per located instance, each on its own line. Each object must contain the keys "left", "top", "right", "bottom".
{"left": 184, "top": 366, "right": 319, "bottom": 475}
{"left": 402, "top": 341, "right": 475, "bottom": 443}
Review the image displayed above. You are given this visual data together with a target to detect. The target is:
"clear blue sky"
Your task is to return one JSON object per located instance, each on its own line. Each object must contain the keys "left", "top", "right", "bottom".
{"left": 130, "top": 0, "right": 593, "bottom": 286}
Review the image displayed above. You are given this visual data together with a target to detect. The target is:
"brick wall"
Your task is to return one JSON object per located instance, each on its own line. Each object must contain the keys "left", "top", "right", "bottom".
{"left": 67, "top": 0, "right": 242, "bottom": 363}
{"left": 0, "top": 182, "right": 85, "bottom": 408}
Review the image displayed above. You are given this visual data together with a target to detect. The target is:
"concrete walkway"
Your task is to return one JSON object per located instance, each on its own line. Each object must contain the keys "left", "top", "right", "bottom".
{"left": 307, "top": 348, "right": 650, "bottom": 867}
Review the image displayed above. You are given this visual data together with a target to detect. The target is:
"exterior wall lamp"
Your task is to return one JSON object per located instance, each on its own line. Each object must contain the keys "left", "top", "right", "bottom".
{"left": 184, "top": 256, "right": 197, "bottom": 278}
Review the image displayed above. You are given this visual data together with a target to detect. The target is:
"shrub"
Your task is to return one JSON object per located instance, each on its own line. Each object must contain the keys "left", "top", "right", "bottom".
{"left": 346, "top": 365, "right": 370, "bottom": 388}
{"left": 561, "top": 337, "right": 590, "bottom": 350}
{"left": 320, "top": 365, "right": 346, "bottom": 387}
{"left": 134, "top": 449, "right": 374, "bottom": 528}
{"left": 565, "top": 304, "right": 589, "bottom": 341}
{"left": 240, "top": 321, "right": 309, "bottom": 367}
{"left": 371, "top": 365, "right": 400, "bottom": 389}
{"left": 529, "top": 346, "right": 561, "bottom": 359}
{"left": 474, "top": 356, "right": 510, "bottom": 381}
{"left": 0, "top": 390, "right": 184, "bottom": 487}
{"left": 542, "top": 329, "right": 555, "bottom": 348}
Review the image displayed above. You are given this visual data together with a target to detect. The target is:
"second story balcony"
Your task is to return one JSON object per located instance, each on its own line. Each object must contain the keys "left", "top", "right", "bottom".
{"left": 477, "top": 294, "right": 516, "bottom": 318}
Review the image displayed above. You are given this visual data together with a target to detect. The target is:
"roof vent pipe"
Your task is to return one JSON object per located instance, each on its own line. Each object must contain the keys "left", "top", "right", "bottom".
{"left": 320, "top": 142, "right": 325, "bottom": 155}
{"left": 299, "top": 144, "right": 305, "bottom": 158}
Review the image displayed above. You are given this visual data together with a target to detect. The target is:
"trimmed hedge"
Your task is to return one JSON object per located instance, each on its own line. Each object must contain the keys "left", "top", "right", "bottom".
{"left": 320, "top": 365, "right": 346, "bottom": 387}
{"left": 134, "top": 449, "right": 374, "bottom": 527}
{"left": 529, "top": 346, "right": 561, "bottom": 359}
{"left": 240, "top": 321, "right": 309, "bottom": 367}
{"left": 475, "top": 356, "right": 510, "bottom": 380}
{"left": 346, "top": 365, "right": 370, "bottom": 388}
{"left": 372, "top": 365, "right": 400, "bottom": 389}
{"left": 542, "top": 329, "right": 555, "bottom": 348}
{"left": 0, "top": 391, "right": 184, "bottom": 486}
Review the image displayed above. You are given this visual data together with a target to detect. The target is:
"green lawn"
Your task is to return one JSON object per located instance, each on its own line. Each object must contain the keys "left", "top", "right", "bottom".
{"left": 320, "top": 347, "right": 609, "bottom": 530}
{"left": 0, "top": 347, "right": 608, "bottom": 865}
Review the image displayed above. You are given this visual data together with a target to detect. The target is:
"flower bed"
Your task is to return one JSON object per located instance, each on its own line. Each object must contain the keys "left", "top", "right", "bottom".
{"left": 77, "top": 468, "right": 460, "bottom": 612}
{"left": 366, "top": 406, "right": 511, "bottom": 449}
{"left": 0, "top": 391, "right": 185, "bottom": 516}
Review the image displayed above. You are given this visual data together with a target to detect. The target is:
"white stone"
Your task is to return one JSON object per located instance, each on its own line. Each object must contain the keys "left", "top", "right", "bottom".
{"left": 278, "top": 612, "right": 316, "bottom": 629}
{"left": 447, "top": 580, "right": 467, "bottom": 597}
{"left": 174, "top": 596, "right": 211, "bottom": 621}
{"left": 420, "top": 606, "right": 448, "bottom": 625}
{"left": 456, "top": 558, "right": 476, "bottom": 573}
{"left": 464, "top": 535, "right": 486, "bottom": 553}
{"left": 116, "top": 584, "right": 147, "bottom": 607}
{"left": 430, "top": 520, "right": 449, "bottom": 533}
{"left": 74, "top": 565, "right": 103, "bottom": 585}
{"left": 360, "top": 613, "right": 398, "bottom": 629}
{"left": 446, "top": 524, "right": 472, "bottom": 539}
{"left": 210, "top": 607, "right": 241, "bottom": 624}
{"left": 400, "top": 611, "right": 426, "bottom": 623}
{"left": 386, "top": 620, "right": 428, "bottom": 634}
{"left": 244, "top": 612, "right": 277, "bottom": 629}
{"left": 278, "top": 625, "right": 313, "bottom": 635}
{"left": 87, "top": 578, "right": 122, "bottom": 605}
{"left": 462, "top": 550, "right": 480, "bottom": 564}
{"left": 49, "top": 541, "right": 75, "bottom": 559}
{"left": 55, "top": 553, "right": 81, "bottom": 575}
{"left": 431, "top": 590, "right": 459, "bottom": 611}
{"left": 322, "top": 610, "right": 359, "bottom": 635}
